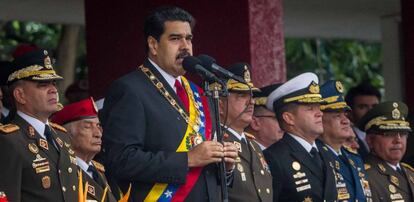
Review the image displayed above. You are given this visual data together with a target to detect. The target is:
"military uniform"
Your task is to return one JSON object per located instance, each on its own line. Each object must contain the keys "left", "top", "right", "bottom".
{"left": 0, "top": 49, "right": 79, "bottom": 201}
{"left": 264, "top": 72, "right": 338, "bottom": 202}
{"left": 319, "top": 80, "right": 372, "bottom": 202}
{"left": 365, "top": 154, "right": 414, "bottom": 201}
{"left": 79, "top": 160, "right": 117, "bottom": 202}
{"left": 0, "top": 117, "right": 78, "bottom": 202}
{"left": 218, "top": 63, "right": 272, "bottom": 202}
{"left": 357, "top": 101, "right": 413, "bottom": 202}
{"left": 225, "top": 128, "right": 272, "bottom": 202}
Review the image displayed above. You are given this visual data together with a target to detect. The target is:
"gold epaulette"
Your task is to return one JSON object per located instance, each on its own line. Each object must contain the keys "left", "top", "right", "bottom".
{"left": 364, "top": 164, "right": 371, "bottom": 170}
{"left": 244, "top": 132, "right": 256, "bottom": 140}
{"left": 0, "top": 124, "right": 20, "bottom": 134}
{"left": 343, "top": 146, "right": 358, "bottom": 155}
{"left": 92, "top": 160, "right": 105, "bottom": 173}
{"left": 401, "top": 163, "right": 414, "bottom": 172}
{"left": 49, "top": 122, "right": 67, "bottom": 133}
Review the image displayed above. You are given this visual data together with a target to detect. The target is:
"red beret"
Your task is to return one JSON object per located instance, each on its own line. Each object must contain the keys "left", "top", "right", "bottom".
{"left": 51, "top": 97, "right": 98, "bottom": 125}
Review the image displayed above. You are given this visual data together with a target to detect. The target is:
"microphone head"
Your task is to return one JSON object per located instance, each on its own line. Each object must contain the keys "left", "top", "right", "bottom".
{"left": 182, "top": 56, "right": 202, "bottom": 73}
{"left": 197, "top": 54, "right": 216, "bottom": 68}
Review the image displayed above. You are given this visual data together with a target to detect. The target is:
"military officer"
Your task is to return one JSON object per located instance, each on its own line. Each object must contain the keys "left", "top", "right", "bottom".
{"left": 0, "top": 49, "right": 79, "bottom": 201}
{"left": 218, "top": 63, "right": 272, "bottom": 202}
{"left": 51, "top": 97, "right": 118, "bottom": 202}
{"left": 358, "top": 101, "right": 414, "bottom": 201}
{"left": 263, "top": 72, "right": 337, "bottom": 202}
{"left": 319, "top": 80, "right": 372, "bottom": 201}
{"left": 246, "top": 83, "right": 284, "bottom": 150}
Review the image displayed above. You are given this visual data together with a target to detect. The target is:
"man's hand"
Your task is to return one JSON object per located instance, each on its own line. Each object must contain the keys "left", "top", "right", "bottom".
{"left": 188, "top": 141, "right": 225, "bottom": 168}
{"left": 223, "top": 142, "right": 238, "bottom": 171}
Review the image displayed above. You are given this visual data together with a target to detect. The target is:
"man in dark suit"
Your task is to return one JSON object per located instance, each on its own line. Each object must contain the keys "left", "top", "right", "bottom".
{"left": 0, "top": 49, "right": 79, "bottom": 201}
{"left": 359, "top": 101, "right": 414, "bottom": 201}
{"left": 100, "top": 6, "right": 238, "bottom": 202}
{"left": 218, "top": 63, "right": 273, "bottom": 202}
{"left": 51, "top": 97, "right": 117, "bottom": 202}
{"left": 319, "top": 80, "right": 372, "bottom": 201}
{"left": 263, "top": 72, "right": 337, "bottom": 202}
{"left": 345, "top": 83, "right": 381, "bottom": 157}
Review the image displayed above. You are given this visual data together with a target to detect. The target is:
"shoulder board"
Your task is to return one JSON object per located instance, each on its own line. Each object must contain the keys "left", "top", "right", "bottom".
{"left": 343, "top": 146, "right": 358, "bottom": 155}
{"left": 92, "top": 160, "right": 105, "bottom": 173}
{"left": 401, "top": 163, "right": 414, "bottom": 172}
{"left": 49, "top": 122, "right": 67, "bottom": 133}
{"left": 244, "top": 132, "right": 256, "bottom": 140}
{"left": 364, "top": 163, "right": 371, "bottom": 170}
{"left": 0, "top": 124, "right": 20, "bottom": 134}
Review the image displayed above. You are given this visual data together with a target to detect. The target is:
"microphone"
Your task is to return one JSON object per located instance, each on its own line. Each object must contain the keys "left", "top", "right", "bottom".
{"left": 182, "top": 56, "right": 222, "bottom": 83}
{"left": 197, "top": 54, "right": 246, "bottom": 83}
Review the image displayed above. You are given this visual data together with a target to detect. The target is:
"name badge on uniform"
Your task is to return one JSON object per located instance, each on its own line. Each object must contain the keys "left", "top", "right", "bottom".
{"left": 32, "top": 154, "right": 50, "bottom": 174}
{"left": 296, "top": 184, "right": 311, "bottom": 192}
{"left": 241, "top": 172, "right": 247, "bottom": 181}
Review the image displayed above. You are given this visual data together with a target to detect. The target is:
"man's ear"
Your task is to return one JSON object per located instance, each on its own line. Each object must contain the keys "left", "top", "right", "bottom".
{"left": 13, "top": 86, "right": 26, "bottom": 105}
{"left": 282, "top": 111, "right": 295, "bottom": 126}
{"left": 147, "top": 36, "right": 158, "bottom": 56}
{"left": 250, "top": 116, "right": 261, "bottom": 131}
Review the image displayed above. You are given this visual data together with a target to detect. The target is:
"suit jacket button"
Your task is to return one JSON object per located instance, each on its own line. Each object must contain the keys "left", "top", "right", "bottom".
{"left": 261, "top": 170, "right": 265, "bottom": 175}
{"left": 62, "top": 186, "right": 66, "bottom": 192}
{"left": 266, "top": 188, "right": 270, "bottom": 194}
{"left": 58, "top": 169, "right": 61, "bottom": 174}
{"left": 258, "top": 188, "right": 261, "bottom": 193}
{"left": 68, "top": 167, "right": 73, "bottom": 173}
{"left": 73, "top": 185, "right": 76, "bottom": 191}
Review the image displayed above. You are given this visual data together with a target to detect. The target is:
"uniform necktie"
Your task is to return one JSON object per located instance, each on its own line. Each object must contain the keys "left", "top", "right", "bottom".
{"left": 44, "top": 125, "right": 59, "bottom": 152}
{"left": 175, "top": 79, "right": 189, "bottom": 111}
{"left": 88, "top": 165, "right": 106, "bottom": 188}
{"left": 397, "top": 167, "right": 405, "bottom": 176}
{"left": 310, "top": 147, "right": 323, "bottom": 170}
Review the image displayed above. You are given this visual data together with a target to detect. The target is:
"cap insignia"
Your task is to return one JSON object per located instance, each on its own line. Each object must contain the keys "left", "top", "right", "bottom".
{"left": 309, "top": 81, "right": 320, "bottom": 94}
{"left": 44, "top": 56, "right": 53, "bottom": 69}
{"left": 392, "top": 107, "right": 401, "bottom": 119}
{"left": 335, "top": 81, "right": 344, "bottom": 93}
{"left": 244, "top": 65, "right": 251, "bottom": 83}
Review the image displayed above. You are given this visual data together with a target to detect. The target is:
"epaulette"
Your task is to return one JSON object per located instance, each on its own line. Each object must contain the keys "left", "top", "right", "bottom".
{"left": 401, "top": 163, "right": 414, "bottom": 173}
{"left": 343, "top": 146, "right": 358, "bottom": 155}
{"left": 364, "top": 164, "right": 371, "bottom": 170}
{"left": 0, "top": 124, "right": 20, "bottom": 134}
{"left": 244, "top": 132, "right": 256, "bottom": 140}
{"left": 92, "top": 160, "right": 105, "bottom": 173}
{"left": 49, "top": 122, "right": 67, "bottom": 133}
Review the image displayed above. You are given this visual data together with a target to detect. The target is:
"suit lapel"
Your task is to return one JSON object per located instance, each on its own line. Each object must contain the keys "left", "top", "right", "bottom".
{"left": 284, "top": 134, "right": 324, "bottom": 181}
{"left": 143, "top": 59, "right": 188, "bottom": 113}
{"left": 402, "top": 167, "right": 414, "bottom": 199}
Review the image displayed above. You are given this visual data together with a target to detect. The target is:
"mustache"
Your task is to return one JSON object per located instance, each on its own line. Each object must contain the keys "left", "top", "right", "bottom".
{"left": 176, "top": 51, "right": 190, "bottom": 59}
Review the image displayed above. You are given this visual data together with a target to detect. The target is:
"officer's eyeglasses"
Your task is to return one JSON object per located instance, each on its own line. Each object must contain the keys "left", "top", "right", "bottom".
{"left": 376, "top": 132, "right": 409, "bottom": 138}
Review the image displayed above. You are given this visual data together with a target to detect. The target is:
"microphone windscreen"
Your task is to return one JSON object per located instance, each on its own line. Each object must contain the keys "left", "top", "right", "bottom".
{"left": 182, "top": 56, "right": 202, "bottom": 73}
{"left": 197, "top": 54, "right": 216, "bottom": 68}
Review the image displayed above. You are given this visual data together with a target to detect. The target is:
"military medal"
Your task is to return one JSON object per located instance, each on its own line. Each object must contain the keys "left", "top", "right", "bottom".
{"left": 241, "top": 172, "right": 247, "bottom": 181}
{"left": 32, "top": 154, "right": 50, "bottom": 174}
{"left": 390, "top": 175, "right": 399, "bottom": 186}
{"left": 42, "top": 176, "right": 51, "bottom": 189}
{"left": 237, "top": 163, "right": 244, "bottom": 172}
{"left": 39, "top": 139, "right": 49, "bottom": 150}
{"left": 28, "top": 126, "right": 35, "bottom": 137}
{"left": 70, "top": 156, "right": 77, "bottom": 165}
{"left": 335, "top": 161, "right": 340, "bottom": 170}
{"left": 292, "top": 161, "right": 301, "bottom": 171}
{"left": 64, "top": 142, "right": 70, "bottom": 148}
{"left": 56, "top": 137, "right": 63, "bottom": 148}
{"left": 28, "top": 143, "right": 39, "bottom": 154}
{"left": 68, "top": 148, "right": 75, "bottom": 155}
{"left": 234, "top": 141, "right": 242, "bottom": 153}
{"left": 378, "top": 164, "right": 386, "bottom": 172}
{"left": 87, "top": 184, "right": 96, "bottom": 196}
{"left": 388, "top": 184, "right": 396, "bottom": 193}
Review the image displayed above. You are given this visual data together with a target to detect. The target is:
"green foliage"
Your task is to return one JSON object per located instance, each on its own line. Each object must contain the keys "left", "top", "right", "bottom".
{"left": 0, "top": 21, "right": 62, "bottom": 61}
{"left": 285, "top": 38, "right": 383, "bottom": 93}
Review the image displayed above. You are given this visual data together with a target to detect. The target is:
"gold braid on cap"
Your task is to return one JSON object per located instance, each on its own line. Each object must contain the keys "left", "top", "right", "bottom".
{"left": 365, "top": 116, "right": 411, "bottom": 131}
{"left": 283, "top": 94, "right": 322, "bottom": 103}
{"left": 255, "top": 97, "right": 267, "bottom": 106}
{"left": 7, "top": 65, "right": 57, "bottom": 82}
{"left": 320, "top": 102, "right": 348, "bottom": 110}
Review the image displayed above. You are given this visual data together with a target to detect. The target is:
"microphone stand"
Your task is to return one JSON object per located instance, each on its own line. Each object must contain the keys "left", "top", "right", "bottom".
{"left": 203, "top": 79, "right": 229, "bottom": 202}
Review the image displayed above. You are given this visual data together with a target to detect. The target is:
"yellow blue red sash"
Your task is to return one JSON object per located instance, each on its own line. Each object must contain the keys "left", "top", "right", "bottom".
{"left": 144, "top": 77, "right": 212, "bottom": 202}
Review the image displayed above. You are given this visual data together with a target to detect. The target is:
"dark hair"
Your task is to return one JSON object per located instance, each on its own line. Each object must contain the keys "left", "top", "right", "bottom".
{"left": 274, "top": 103, "right": 299, "bottom": 131}
{"left": 143, "top": 6, "right": 195, "bottom": 53}
{"left": 345, "top": 82, "right": 381, "bottom": 108}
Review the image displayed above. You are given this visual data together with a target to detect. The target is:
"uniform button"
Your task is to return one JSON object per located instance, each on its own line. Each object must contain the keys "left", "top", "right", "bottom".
{"left": 68, "top": 167, "right": 72, "bottom": 173}
{"left": 261, "top": 170, "right": 265, "bottom": 175}
{"left": 266, "top": 188, "right": 270, "bottom": 194}
{"left": 73, "top": 185, "right": 76, "bottom": 191}
{"left": 258, "top": 188, "right": 261, "bottom": 193}
{"left": 58, "top": 169, "right": 61, "bottom": 174}
{"left": 62, "top": 186, "right": 66, "bottom": 192}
